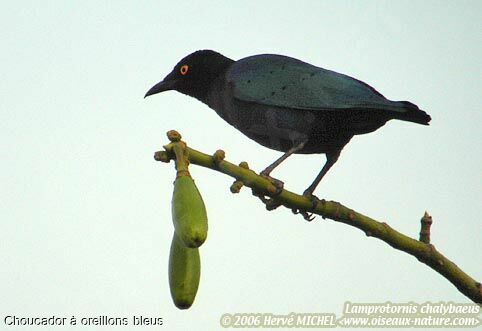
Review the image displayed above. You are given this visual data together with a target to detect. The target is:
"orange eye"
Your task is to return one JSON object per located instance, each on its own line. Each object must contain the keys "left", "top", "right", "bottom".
{"left": 180, "top": 64, "right": 189, "bottom": 75}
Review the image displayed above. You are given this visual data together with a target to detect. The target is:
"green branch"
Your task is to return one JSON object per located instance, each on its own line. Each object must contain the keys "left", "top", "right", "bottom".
{"left": 155, "top": 130, "right": 481, "bottom": 304}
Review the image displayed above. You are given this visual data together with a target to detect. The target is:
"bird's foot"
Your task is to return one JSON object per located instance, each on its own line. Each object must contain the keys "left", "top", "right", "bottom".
{"left": 292, "top": 208, "right": 315, "bottom": 221}
{"left": 252, "top": 171, "right": 283, "bottom": 211}
{"left": 259, "top": 168, "right": 272, "bottom": 177}
{"left": 303, "top": 190, "right": 321, "bottom": 210}
{"left": 265, "top": 197, "right": 282, "bottom": 210}
{"left": 252, "top": 189, "right": 282, "bottom": 211}
{"left": 291, "top": 190, "right": 320, "bottom": 221}
{"left": 260, "top": 172, "right": 284, "bottom": 196}
{"left": 302, "top": 188, "right": 314, "bottom": 198}
{"left": 252, "top": 170, "right": 284, "bottom": 209}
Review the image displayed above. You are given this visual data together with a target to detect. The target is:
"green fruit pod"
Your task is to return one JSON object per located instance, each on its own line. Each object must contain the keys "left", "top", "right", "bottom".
{"left": 171, "top": 175, "right": 208, "bottom": 248}
{"left": 168, "top": 232, "right": 201, "bottom": 309}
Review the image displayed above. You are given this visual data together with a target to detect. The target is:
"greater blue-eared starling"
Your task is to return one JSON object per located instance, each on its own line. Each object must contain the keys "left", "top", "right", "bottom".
{"left": 145, "top": 50, "right": 431, "bottom": 196}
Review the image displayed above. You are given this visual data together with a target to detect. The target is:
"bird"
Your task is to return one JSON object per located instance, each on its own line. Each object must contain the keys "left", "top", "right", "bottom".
{"left": 145, "top": 50, "right": 431, "bottom": 197}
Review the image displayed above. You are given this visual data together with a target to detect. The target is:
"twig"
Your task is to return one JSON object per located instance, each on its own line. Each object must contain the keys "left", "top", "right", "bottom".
{"left": 419, "top": 212, "right": 433, "bottom": 244}
{"left": 154, "top": 131, "right": 482, "bottom": 303}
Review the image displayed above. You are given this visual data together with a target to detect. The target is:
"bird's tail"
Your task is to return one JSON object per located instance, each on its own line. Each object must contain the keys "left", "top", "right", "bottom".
{"left": 391, "top": 101, "right": 431, "bottom": 125}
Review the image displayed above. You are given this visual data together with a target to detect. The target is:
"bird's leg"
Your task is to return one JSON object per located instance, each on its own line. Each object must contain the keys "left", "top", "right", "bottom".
{"left": 291, "top": 151, "right": 340, "bottom": 221}
{"left": 260, "top": 141, "right": 307, "bottom": 194}
{"left": 254, "top": 141, "right": 306, "bottom": 214}
{"left": 303, "top": 151, "right": 340, "bottom": 197}
{"left": 261, "top": 141, "right": 306, "bottom": 176}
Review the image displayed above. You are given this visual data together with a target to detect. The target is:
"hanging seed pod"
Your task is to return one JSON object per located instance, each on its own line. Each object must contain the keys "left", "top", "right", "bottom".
{"left": 172, "top": 175, "right": 208, "bottom": 248}
{"left": 168, "top": 232, "right": 201, "bottom": 309}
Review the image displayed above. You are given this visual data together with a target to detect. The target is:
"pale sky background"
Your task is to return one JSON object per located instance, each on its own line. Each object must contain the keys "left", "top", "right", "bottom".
{"left": 1, "top": 1, "right": 481, "bottom": 331}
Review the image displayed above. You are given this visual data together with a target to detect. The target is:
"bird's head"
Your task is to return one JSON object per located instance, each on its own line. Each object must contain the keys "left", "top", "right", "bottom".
{"left": 144, "top": 50, "right": 234, "bottom": 102}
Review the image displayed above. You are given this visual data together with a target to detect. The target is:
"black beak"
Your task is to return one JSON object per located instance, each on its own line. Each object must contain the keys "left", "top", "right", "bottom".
{"left": 144, "top": 79, "right": 177, "bottom": 98}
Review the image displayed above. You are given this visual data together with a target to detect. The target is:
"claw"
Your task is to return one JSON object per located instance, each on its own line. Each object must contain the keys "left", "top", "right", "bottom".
{"left": 302, "top": 212, "right": 315, "bottom": 221}
{"left": 291, "top": 208, "right": 315, "bottom": 221}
